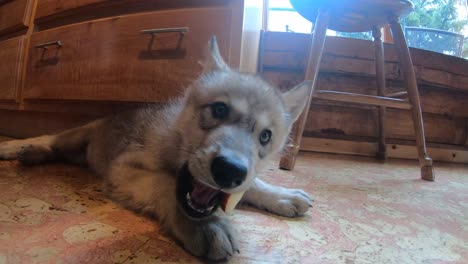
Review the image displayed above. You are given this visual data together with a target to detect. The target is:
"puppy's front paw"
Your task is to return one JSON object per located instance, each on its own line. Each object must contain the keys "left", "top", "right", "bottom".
{"left": 174, "top": 216, "right": 239, "bottom": 261}
{"left": 202, "top": 220, "right": 239, "bottom": 260}
{"left": 270, "top": 188, "right": 313, "bottom": 217}
{"left": 0, "top": 141, "right": 19, "bottom": 160}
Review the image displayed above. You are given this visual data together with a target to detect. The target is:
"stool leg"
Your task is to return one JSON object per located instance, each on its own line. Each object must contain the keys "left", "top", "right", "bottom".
{"left": 372, "top": 26, "right": 387, "bottom": 160}
{"left": 389, "top": 18, "right": 434, "bottom": 181}
{"left": 279, "top": 9, "right": 330, "bottom": 170}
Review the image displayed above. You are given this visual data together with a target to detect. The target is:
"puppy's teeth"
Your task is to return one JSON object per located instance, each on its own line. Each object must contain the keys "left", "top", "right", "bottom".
{"left": 187, "top": 195, "right": 196, "bottom": 210}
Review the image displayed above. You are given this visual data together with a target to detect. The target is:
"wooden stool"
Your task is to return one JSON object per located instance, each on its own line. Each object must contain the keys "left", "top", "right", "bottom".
{"left": 280, "top": 0, "right": 435, "bottom": 181}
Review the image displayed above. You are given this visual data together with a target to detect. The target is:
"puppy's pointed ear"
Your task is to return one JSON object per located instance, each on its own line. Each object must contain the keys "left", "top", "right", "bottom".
{"left": 282, "top": 81, "right": 312, "bottom": 123}
{"left": 202, "top": 36, "right": 230, "bottom": 73}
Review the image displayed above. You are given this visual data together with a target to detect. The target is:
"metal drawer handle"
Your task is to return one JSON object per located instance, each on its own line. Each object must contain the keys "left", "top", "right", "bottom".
{"left": 35, "top": 41, "right": 62, "bottom": 49}
{"left": 140, "top": 27, "right": 189, "bottom": 35}
{"left": 141, "top": 27, "right": 188, "bottom": 51}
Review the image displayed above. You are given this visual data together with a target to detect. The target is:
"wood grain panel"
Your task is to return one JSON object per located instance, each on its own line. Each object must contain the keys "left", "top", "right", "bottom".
{"left": 0, "top": 110, "right": 98, "bottom": 138}
{"left": 304, "top": 105, "right": 467, "bottom": 145}
{"left": 262, "top": 51, "right": 468, "bottom": 91}
{"left": 36, "top": 0, "right": 107, "bottom": 19}
{"left": 314, "top": 74, "right": 468, "bottom": 118}
{"left": 261, "top": 71, "right": 305, "bottom": 92}
{"left": 0, "top": 36, "right": 25, "bottom": 102}
{"left": 0, "top": 0, "right": 33, "bottom": 35}
{"left": 35, "top": 0, "right": 231, "bottom": 24}
{"left": 305, "top": 104, "right": 379, "bottom": 139}
{"left": 25, "top": 8, "right": 232, "bottom": 102}
{"left": 261, "top": 32, "right": 468, "bottom": 77}
{"left": 386, "top": 109, "right": 466, "bottom": 145}
{"left": 300, "top": 137, "right": 468, "bottom": 163}
{"left": 262, "top": 71, "right": 468, "bottom": 118}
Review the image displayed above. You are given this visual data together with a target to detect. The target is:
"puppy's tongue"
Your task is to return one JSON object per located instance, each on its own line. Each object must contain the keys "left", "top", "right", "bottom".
{"left": 190, "top": 181, "right": 221, "bottom": 205}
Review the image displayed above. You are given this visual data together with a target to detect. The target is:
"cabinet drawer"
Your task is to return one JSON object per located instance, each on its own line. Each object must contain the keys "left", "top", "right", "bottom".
{"left": 24, "top": 7, "right": 232, "bottom": 102}
{"left": 0, "top": 36, "right": 25, "bottom": 101}
{"left": 0, "top": 0, "right": 32, "bottom": 35}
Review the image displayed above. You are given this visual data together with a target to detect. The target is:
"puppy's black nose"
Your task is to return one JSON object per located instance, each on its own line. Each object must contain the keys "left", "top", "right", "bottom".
{"left": 211, "top": 156, "right": 247, "bottom": 189}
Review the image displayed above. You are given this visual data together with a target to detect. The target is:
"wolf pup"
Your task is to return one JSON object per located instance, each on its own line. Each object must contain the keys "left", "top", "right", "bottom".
{"left": 0, "top": 37, "right": 313, "bottom": 261}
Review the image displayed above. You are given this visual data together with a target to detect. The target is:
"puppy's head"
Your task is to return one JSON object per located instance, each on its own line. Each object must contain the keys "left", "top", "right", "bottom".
{"left": 175, "top": 36, "right": 311, "bottom": 219}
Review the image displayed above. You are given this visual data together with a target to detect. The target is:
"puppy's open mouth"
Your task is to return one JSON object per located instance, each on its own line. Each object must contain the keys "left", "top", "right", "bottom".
{"left": 176, "top": 164, "right": 227, "bottom": 219}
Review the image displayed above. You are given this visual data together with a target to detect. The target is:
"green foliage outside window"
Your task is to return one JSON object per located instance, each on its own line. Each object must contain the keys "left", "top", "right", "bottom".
{"left": 336, "top": 0, "right": 467, "bottom": 58}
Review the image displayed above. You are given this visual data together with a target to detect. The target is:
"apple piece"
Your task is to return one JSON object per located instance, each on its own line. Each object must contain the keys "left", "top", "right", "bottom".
{"left": 221, "top": 191, "right": 245, "bottom": 215}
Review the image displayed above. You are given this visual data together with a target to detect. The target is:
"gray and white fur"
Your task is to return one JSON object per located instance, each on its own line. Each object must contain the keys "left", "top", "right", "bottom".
{"left": 0, "top": 37, "right": 313, "bottom": 261}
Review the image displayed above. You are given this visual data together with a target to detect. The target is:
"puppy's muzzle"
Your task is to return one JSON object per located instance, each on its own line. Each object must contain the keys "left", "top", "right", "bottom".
{"left": 211, "top": 155, "right": 247, "bottom": 189}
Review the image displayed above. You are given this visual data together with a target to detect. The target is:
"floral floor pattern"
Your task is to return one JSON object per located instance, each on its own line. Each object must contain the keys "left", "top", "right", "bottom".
{"left": 1, "top": 137, "right": 467, "bottom": 263}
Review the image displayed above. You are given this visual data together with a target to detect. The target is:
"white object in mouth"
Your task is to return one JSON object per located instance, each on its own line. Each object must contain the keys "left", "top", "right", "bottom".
{"left": 222, "top": 191, "right": 245, "bottom": 215}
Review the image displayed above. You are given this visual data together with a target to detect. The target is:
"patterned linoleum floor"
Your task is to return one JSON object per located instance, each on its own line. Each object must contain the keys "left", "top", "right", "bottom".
{"left": 1, "top": 139, "right": 467, "bottom": 263}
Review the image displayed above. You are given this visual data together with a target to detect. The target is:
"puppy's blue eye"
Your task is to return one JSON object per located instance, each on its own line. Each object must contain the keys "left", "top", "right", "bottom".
{"left": 211, "top": 102, "right": 229, "bottom": 119}
{"left": 259, "top": 129, "right": 272, "bottom": 145}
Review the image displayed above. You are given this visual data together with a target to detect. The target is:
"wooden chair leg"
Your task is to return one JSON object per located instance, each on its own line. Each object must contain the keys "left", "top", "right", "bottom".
{"left": 279, "top": 8, "right": 330, "bottom": 170}
{"left": 389, "top": 18, "right": 434, "bottom": 181}
{"left": 372, "top": 26, "right": 387, "bottom": 160}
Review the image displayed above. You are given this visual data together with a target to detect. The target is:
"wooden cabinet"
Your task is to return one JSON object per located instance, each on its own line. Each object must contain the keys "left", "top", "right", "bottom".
{"left": 0, "top": 36, "right": 25, "bottom": 101}
{"left": 0, "top": 0, "right": 265, "bottom": 138}
{"left": 259, "top": 31, "right": 468, "bottom": 163}
{"left": 0, "top": 0, "right": 33, "bottom": 35}
{"left": 25, "top": 8, "right": 232, "bottom": 102}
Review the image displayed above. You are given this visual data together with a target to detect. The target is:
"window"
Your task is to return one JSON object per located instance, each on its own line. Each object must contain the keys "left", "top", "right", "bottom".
{"left": 267, "top": 0, "right": 311, "bottom": 33}
{"left": 266, "top": 0, "right": 371, "bottom": 39}
{"left": 266, "top": 0, "right": 468, "bottom": 58}
{"left": 401, "top": 0, "right": 467, "bottom": 58}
